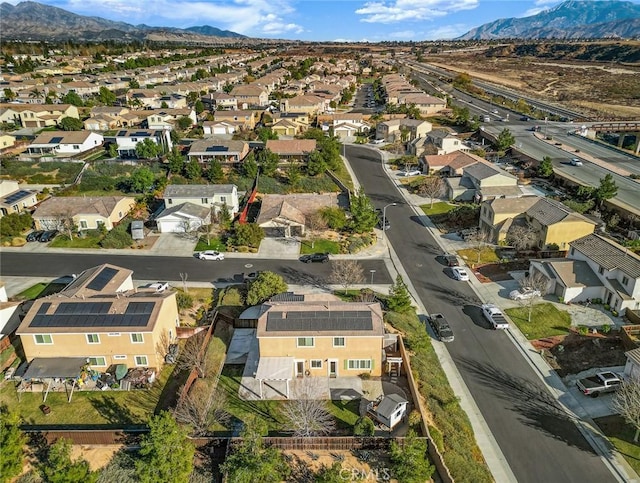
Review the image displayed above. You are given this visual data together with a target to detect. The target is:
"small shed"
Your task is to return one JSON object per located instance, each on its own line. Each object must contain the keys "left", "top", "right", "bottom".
{"left": 131, "top": 220, "right": 145, "bottom": 240}
{"left": 367, "top": 393, "right": 408, "bottom": 430}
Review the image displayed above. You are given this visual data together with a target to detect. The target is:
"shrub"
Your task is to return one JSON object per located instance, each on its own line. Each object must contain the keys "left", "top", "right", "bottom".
{"left": 600, "top": 324, "right": 611, "bottom": 334}
{"left": 612, "top": 310, "right": 619, "bottom": 317}
{"left": 353, "top": 416, "right": 375, "bottom": 436}
{"left": 428, "top": 424, "right": 445, "bottom": 452}
{"left": 557, "top": 296, "right": 564, "bottom": 303}
{"left": 176, "top": 291, "right": 194, "bottom": 311}
{"left": 577, "top": 326, "right": 589, "bottom": 335}
{"left": 593, "top": 298, "right": 602, "bottom": 305}
{"left": 358, "top": 372, "right": 371, "bottom": 380}
{"left": 603, "top": 304, "right": 610, "bottom": 311}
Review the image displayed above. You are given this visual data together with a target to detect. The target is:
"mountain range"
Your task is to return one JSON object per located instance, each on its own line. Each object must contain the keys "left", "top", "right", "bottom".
{"left": 457, "top": 0, "right": 640, "bottom": 40}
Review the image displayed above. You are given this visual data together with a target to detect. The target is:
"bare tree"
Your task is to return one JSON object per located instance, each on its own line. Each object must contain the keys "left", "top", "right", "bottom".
{"left": 155, "top": 330, "right": 171, "bottom": 362}
{"left": 467, "top": 229, "right": 491, "bottom": 264}
{"left": 174, "top": 383, "right": 229, "bottom": 436}
{"left": 612, "top": 376, "right": 640, "bottom": 442}
{"left": 56, "top": 210, "right": 76, "bottom": 240}
{"left": 329, "top": 260, "right": 365, "bottom": 294}
{"left": 416, "top": 176, "right": 444, "bottom": 208}
{"left": 506, "top": 224, "right": 538, "bottom": 251}
{"left": 517, "top": 271, "right": 550, "bottom": 322}
{"left": 305, "top": 210, "right": 328, "bottom": 249}
{"left": 176, "top": 332, "right": 208, "bottom": 377}
{"left": 281, "top": 378, "right": 336, "bottom": 437}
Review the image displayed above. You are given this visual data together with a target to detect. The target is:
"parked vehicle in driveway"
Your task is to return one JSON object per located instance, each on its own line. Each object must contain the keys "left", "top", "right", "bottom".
{"left": 577, "top": 371, "right": 622, "bottom": 397}
{"left": 481, "top": 304, "right": 509, "bottom": 329}
{"left": 198, "top": 250, "right": 225, "bottom": 261}
{"left": 509, "top": 287, "right": 541, "bottom": 300}
{"left": 451, "top": 266, "right": 470, "bottom": 281}
{"left": 299, "top": 253, "right": 329, "bottom": 263}
{"left": 400, "top": 169, "right": 422, "bottom": 177}
{"left": 38, "top": 230, "right": 58, "bottom": 242}
{"left": 428, "top": 313, "right": 454, "bottom": 342}
{"left": 26, "top": 230, "right": 45, "bottom": 242}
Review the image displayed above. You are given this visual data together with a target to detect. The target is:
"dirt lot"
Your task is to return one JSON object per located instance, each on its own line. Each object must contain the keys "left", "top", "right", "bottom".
{"left": 532, "top": 332, "right": 628, "bottom": 377}
{"left": 285, "top": 449, "right": 395, "bottom": 482}
{"left": 473, "top": 261, "right": 529, "bottom": 283}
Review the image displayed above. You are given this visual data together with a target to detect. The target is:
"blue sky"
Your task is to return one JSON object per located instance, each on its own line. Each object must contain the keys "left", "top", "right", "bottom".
{"left": 8, "top": 0, "right": 639, "bottom": 41}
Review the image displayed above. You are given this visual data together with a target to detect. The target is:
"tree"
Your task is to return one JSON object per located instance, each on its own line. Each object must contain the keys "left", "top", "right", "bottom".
{"left": 135, "top": 411, "right": 194, "bottom": 483}
{"left": 207, "top": 159, "right": 224, "bottom": 182}
{"left": 389, "top": 430, "right": 435, "bottom": 483}
{"left": 173, "top": 383, "right": 228, "bottom": 436}
{"left": 496, "top": 128, "right": 515, "bottom": 151}
{"left": 62, "top": 91, "right": 84, "bottom": 107}
{"left": 0, "top": 409, "right": 26, "bottom": 482}
{"left": 176, "top": 116, "right": 193, "bottom": 131}
{"left": 167, "top": 147, "right": 185, "bottom": 174}
{"left": 108, "top": 143, "right": 118, "bottom": 158}
{"left": 185, "top": 159, "right": 202, "bottom": 180}
{"left": 416, "top": 176, "right": 444, "bottom": 208}
{"left": 246, "top": 271, "right": 288, "bottom": 305}
{"left": 320, "top": 206, "right": 347, "bottom": 231}
{"left": 129, "top": 167, "right": 155, "bottom": 193}
{"left": 314, "top": 462, "right": 344, "bottom": 483}
{"left": 59, "top": 116, "right": 83, "bottom": 131}
{"left": 175, "top": 332, "right": 208, "bottom": 377}
{"left": 517, "top": 271, "right": 549, "bottom": 322}
{"left": 257, "top": 127, "right": 278, "bottom": 142}
{"left": 387, "top": 275, "right": 413, "bottom": 313}
{"left": 129, "top": 79, "right": 140, "bottom": 89}
{"left": 285, "top": 162, "right": 301, "bottom": 186}
{"left": 194, "top": 99, "right": 205, "bottom": 114}
{"left": 612, "top": 376, "right": 640, "bottom": 443}
{"left": 595, "top": 174, "right": 618, "bottom": 206}
{"left": 97, "top": 86, "right": 116, "bottom": 105}
{"left": 3, "top": 88, "right": 16, "bottom": 101}
{"left": 280, "top": 378, "right": 336, "bottom": 437}
{"left": 40, "top": 438, "right": 97, "bottom": 483}
{"left": 506, "top": 224, "right": 537, "bottom": 251}
{"left": 353, "top": 416, "right": 375, "bottom": 436}
{"left": 349, "top": 188, "right": 378, "bottom": 234}
{"left": 232, "top": 222, "right": 265, "bottom": 248}
{"left": 0, "top": 212, "right": 33, "bottom": 237}
{"left": 329, "top": 260, "right": 364, "bottom": 294}
{"left": 135, "top": 138, "right": 161, "bottom": 159}
{"left": 538, "top": 156, "right": 554, "bottom": 178}
{"left": 218, "top": 203, "right": 232, "bottom": 230}
{"left": 256, "top": 148, "right": 279, "bottom": 177}
{"left": 241, "top": 152, "right": 259, "bottom": 179}
{"left": 467, "top": 229, "right": 491, "bottom": 264}
{"left": 306, "top": 150, "right": 327, "bottom": 176}
{"left": 29, "top": 87, "right": 45, "bottom": 100}
{"left": 305, "top": 210, "right": 328, "bottom": 247}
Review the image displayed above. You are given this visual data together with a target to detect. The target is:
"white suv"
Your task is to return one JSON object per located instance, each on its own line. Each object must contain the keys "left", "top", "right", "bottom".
{"left": 198, "top": 250, "right": 225, "bottom": 261}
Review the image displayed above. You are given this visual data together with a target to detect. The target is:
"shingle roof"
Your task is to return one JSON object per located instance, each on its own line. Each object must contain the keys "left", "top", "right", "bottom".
{"left": 571, "top": 233, "right": 640, "bottom": 279}
{"left": 163, "top": 184, "right": 236, "bottom": 198}
{"left": 487, "top": 196, "right": 539, "bottom": 215}
{"left": 156, "top": 202, "right": 210, "bottom": 220}
{"left": 187, "top": 139, "right": 247, "bottom": 154}
{"left": 33, "top": 196, "right": 133, "bottom": 218}
{"left": 464, "top": 162, "right": 506, "bottom": 180}
{"left": 31, "top": 130, "right": 95, "bottom": 145}
{"left": 526, "top": 197, "right": 594, "bottom": 226}
{"left": 265, "top": 139, "right": 317, "bottom": 155}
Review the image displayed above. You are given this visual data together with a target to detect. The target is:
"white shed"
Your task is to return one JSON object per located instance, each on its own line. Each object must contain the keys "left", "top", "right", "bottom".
{"left": 367, "top": 393, "right": 408, "bottom": 430}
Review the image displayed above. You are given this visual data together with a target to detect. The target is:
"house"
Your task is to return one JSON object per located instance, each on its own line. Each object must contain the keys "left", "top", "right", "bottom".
{"left": 0, "top": 133, "right": 16, "bottom": 151}
{"left": 113, "top": 129, "right": 173, "bottom": 158}
{"left": 202, "top": 120, "right": 238, "bottom": 136}
{"left": 33, "top": 196, "right": 135, "bottom": 231}
{"left": 83, "top": 107, "right": 132, "bottom": 131}
{"left": 280, "top": 95, "right": 325, "bottom": 115}
{"left": 420, "top": 152, "right": 479, "bottom": 176}
{"left": 252, "top": 296, "right": 385, "bottom": 398}
{"left": 163, "top": 184, "right": 239, "bottom": 215}
{"left": 0, "top": 103, "right": 80, "bottom": 128}
{"left": 214, "top": 110, "right": 258, "bottom": 130}
{"left": 143, "top": 108, "right": 197, "bottom": 130}
{"left": 0, "top": 180, "right": 38, "bottom": 218}
{"left": 623, "top": 348, "right": 640, "bottom": 380}
{"left": 16, "top": 263, "right": 179, "bottom": 370}
{"left": 479, "top": 196, "right": 596, "bottom": 249}
{"left": 270, "top": 112, "right": 310, "bottom": 137}
{"left": 256, "top": 193, "right": 338, "bottom": 237}
{"left": 399, "top": 93, "right": 447, "bottom": 115}
{"left": 187, "top": 139, "right": 250, "bottom": 168}
{"left": 422, "top": 129, "right": 468, "bottom": 155}
{"left": 529, "top": 233, "right": 640, "bottom": 310}
{"left": 375, "top": 118, "right": 431, "bottom": 142}
{"left": 265, "top": 139, "right": 317, "bottom": 164}
{"left": 201, "top": 92, "right": 238, "bottom": 111}
{"left": 155, "top": 202, "right": 211, "bottom": 233}
{"left": 445, "top": 161, "right": 522, "bottom": 202}
{"left": 27, "top": 131, "right": 104, "bottom": 156}
{"left": 230, "top": 85, "right": 268, "bottom": 108}
{"left": 0, "top": 283, "right": 21, "bottom": 351}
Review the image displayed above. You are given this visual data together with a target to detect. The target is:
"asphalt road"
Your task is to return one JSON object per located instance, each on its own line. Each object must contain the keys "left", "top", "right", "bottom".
{"left": 345, "top": 144, "right": 616, "bottom": 483}
{"left": 0, "top": 252, "right": 392, "bottom": 287}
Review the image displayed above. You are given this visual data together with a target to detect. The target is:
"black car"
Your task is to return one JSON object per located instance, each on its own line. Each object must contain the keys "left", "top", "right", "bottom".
{"left": 299, "top": 253, "right": 329, "bottom": 263}
{"left": 38, "top": 230, "right": 58, "bottom": 242}
{"left": 443, "top": 254, "right": 459, "bottom": 267}
{"left": 428, "top": 313, "right": 454, "bottom": 342}
{"left": 243, "top": 271, "right": 262, "bottom": 283}
{"left": 26, "top": 230, "right": 45, "bottom": 242}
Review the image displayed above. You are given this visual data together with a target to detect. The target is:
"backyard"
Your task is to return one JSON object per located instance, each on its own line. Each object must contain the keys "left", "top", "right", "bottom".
{"left": 0, "top": 160, "right": 84, "bottom": 184}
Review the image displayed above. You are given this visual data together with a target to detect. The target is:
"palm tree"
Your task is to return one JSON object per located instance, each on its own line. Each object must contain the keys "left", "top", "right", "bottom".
{"left": 29, "top": 87, "right": 44, "bottom": 101}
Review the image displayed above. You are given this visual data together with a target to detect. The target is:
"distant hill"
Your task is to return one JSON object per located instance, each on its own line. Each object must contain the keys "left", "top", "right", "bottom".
{"left": 0, "top": 1, "right": 246, "bottom": 42}
{"left": 457, "top": 0, "right": 640, "bottom": 40}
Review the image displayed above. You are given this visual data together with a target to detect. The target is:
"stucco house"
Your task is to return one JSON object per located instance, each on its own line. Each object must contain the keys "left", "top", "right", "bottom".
{"left": 112, "top": 129, "right": 173, "bottom": 158}
{"left": 0, "top": 133, "right": 16, "bottom": 151}
{"left": 187, "top": 139, "right": 250, "bottom": 167}
{"left": 446, "top": 161, "right": 522, "bottom": 202}
{"left": 163, "top": 184, "right": 239, "bottom": 215}
{"left": 27, "top": 131, "right": 104, "bottom": 156}
{"left": 0, "top": 103, "right": 80, "bottom": 128}
{"left": 16, "top": 263, "right": 179, "bottom": 370}
{"left": 280, "top": 95, "right": 325, "bottom": 115}
{"left": 155, "top": 202, "right": 211, "bottom": 233}
{"left": 143, "top": 108, "right": 197, "bottom": 130}
{"left": 399, "top": 93, "right": 447, "bottom": 115}
{"left": 420, "top": 152, "right": 479, "bottom": 176}
{"left": 230, "top": 85, "right": 268, "bottom": 108}
{"left": 623, "top": 348, "right": 640, "bottom": 380}
{"left": 0, "top": 180, "right": 38, "bottom": 218}
{"left": 375, "top": 118, "right": 431, "bottom": 142}
{"left": 265, "top": 139, "right": 317, "bottom": 164}
{"left": 256, "top": 193, "right": 337, "bottom": 237}
{"left": 33, "top": 196, "right": 135, "bottom": 231}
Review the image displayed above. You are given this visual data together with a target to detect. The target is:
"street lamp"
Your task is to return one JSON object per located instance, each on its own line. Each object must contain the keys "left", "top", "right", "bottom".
{"left": 370, "top": 269, "right": 376, "bottom": 285}
{"left": 382, "top": 202, "right": 397, "bottom": 243}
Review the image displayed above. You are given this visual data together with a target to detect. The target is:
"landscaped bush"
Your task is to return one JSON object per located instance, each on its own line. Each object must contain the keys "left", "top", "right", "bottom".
{"left": 601, "top": 324, "right": 612, "bottom": 334}
{"left": 577, "top": 326, "right": 589, "bottom": 335}
{"left": 176, "top": 291, "right": 194, "bottom": 311}
{"left": 353, "top": 416, "right": 375, "bottom": 436}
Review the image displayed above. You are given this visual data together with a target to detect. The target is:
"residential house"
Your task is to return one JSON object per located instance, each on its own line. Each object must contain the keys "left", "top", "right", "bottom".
{"left": 375, "top": 118, "right": 431, "bottom": 142}
{"left": 155, "top": 202, "right": 211, "bottom": 233}
{"left": 280, "top": 95, "right": 325, "bottom": 115}
{"left": 0, "top": 179, "right": 38, "bottom": 218}
{"left": 16, "top": 263, "right": 179, "bottom": 370}
{"left": 27, "top": 131, "right": 104, "bottom": 156}
{"left": 265, "top": 139, "right": 317, "bottom": 165}
{"left": 420, "top": 152, "right": 479, "bottom": 176}
{"left": 187, "top": 139, "right": 250, "bottom": 168}
{"left": 113, "top": 129, "right": 173, "bottom": 158}
{"left": 529, "top": 233, "right": 640, "bottom": 310}
{"left": 84, "top": 106, "right": 130, "bottom": 131}
{"left": 399, "top": 93, "right": 447, "bottom": 116}
{"left": 445, "top": 161, "right": 522, "bottom": 202}
{"left": 143, "top": 108, "right": 197, "bottom": 130}
{"left": 0, "top": 104, "right": 79, "bottom": 128}
{"left": 0, "top": 283, "right": 21, "bottom": 351}
{"left": 163, "top": 184, "right": 239, "bottom": 215}
{"left": 33, "top": 196, "right": 135, "bottom": 231}
{"left": 214, "top": 110, "right": 258, "bottom": 130}
{"left": 201, "top": 92, "right": 238, "bottom": 111}
{"left": 623, "top": 348, "right": 640, "bottom": 380}
{"left": 422, "top": 129, "right": 468, "bottom": 155}
{"left": 257, "top": 193, "right": 337, "bottom": 237}
{"left": 230, "top": 85, "right": 268, "bottom": 108}
{"left": 0, "top": 133, "right": 16, "bottom": 151}
{"left": 251, "top": 296, "right": 385, "bottom": 398}
{"left": 202, "top": 120, "right": 238, "bottom": 136}
{"left": 270, "top": 112, "right": 310, "bottom": 137}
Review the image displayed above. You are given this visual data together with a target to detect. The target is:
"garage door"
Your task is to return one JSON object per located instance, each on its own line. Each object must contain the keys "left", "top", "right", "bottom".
{"left": 157, "top": 219, "right": 184, "bottom": 233}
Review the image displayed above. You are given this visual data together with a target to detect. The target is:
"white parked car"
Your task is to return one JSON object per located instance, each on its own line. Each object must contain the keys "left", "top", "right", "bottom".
{"left": 198, "top": 250, "right": 225, "bottom": 261}
{"left": 509, "top": 287, "right": 541, "bottom": 300}
{"left": 401, "top": 169, "right": 422, "bottom": 177}
{"left": 451, "top": 266, "right": 470, "bottom": 281}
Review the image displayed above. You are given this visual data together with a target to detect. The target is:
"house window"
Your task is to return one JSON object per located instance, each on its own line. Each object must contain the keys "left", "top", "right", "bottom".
{"left": 623, "top": 276, "right": 629, "bottom": 286}
{"left": 168, "top": 199, "right": 173, "bottom": 205}
{"left": 88, "top": 356, "right": 107, "bottom": 367}
{"left": 297, "top": 337, "right": 314, "bottom": 347}
{"left": 86, "top": 334, "right": 100, "bottom": 344}
{"left": 79, "top": 220, "right": 88, "bottom": 229}
{"left": 132, "top": 138, "right": 138, "bottom": 142}
{"left": 73, "top": 145, "right": 80, "bottom": 150}
{"left": 201, "top": 198, "right": 208, "bottom": 204}
{"left": 220, "top": 196, "right": 226, "bottom": 203}
{"left": 97, "top": 220, "right": 105, "bottom": 228}
{"left": 34, "top": 334, "right": 53, "bottom": 345}
{"left": 348, "top": 359, "right": 372, "bottom": 370}
{"left": 570, "top": 248, "right": 575, "bottom": 256}
{"left": 599, "top": 266, "right": 605, "bottom": 275}
{"left": 113, "top": 355, "right": 127, "bottom": 360}
{"left": 333, "top": 337, "right": 345, "bottom": 347}
{"left": 311, "top": 360, "right": 322, "bottom": 369}
{"left": 131, "top": 333, "right": 144, "bottom": 343}
{"left": 135, "top": 355, "right": 148, "bottom": 366}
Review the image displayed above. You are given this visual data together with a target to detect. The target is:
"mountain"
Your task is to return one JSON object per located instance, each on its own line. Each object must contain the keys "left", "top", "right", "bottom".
{"left": 457, "top": 0, "right": 640, "bottom": 40}
{"left": 0, "top": 1, "right": 246, "bottom": 42}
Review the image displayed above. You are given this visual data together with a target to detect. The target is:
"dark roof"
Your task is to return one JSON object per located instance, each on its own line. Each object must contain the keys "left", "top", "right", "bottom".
{"left": 22, "top": 357, "right": 87, "bottom": 380}
{"left": 28, "top": 300, "right": 154, "bottom": 329}
{"left": 269, "top": 292, "right": 304, "bottom": 302}
{"left": 571, "top": 233, "right": 640, "bottom": 279}
{"left": 266, "top": 310, "right": 373, "bottom": 332}
{"left": 2, "top": 189, "right": 34, "bottom": 205}
{"left": 376, "top": 394, "right": 407, "bottom": 419}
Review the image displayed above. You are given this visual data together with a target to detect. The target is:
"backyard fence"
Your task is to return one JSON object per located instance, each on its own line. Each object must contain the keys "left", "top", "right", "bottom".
{"left": 620, "top": 321, "right": 640, "bottom": 350}
{"left": 21, "top": 427, "right": 148, "bottom": 445}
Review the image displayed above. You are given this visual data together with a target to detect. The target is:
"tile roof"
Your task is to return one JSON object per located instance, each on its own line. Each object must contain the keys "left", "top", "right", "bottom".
{"left": 265, "top": 139, "right": 317, "bottom": 155}
{"left": 571, "top": 233, "right": 640, "bottom": 279}
{"left": 163, "top": 184, "right": 236, "bottom": 198}
{"left": 33, "top": 196, "right": 134, "bottom": 218}
{"left": 31, "top": 130, "right": 95, "bottom": 145}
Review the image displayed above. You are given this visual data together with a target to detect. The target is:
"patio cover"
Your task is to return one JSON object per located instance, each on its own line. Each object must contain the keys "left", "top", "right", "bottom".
{"left": 22, "top": 357, "right": 87, "bottom": 403}
{"left": 255, "top": 357, "right": 293, "bottom": 399}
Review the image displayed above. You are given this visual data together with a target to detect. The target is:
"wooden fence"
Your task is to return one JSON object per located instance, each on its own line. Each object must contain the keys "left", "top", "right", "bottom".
{"left": 620, "top": 321, "right": 640, "bottom": 350}
{"left": 21, "top": 428, "right": 148, "bottom": 445}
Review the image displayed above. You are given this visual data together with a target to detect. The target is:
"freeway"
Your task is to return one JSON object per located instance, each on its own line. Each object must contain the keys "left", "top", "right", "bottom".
{"left": 345, "top": 144, "right": 617, "bottom": 483}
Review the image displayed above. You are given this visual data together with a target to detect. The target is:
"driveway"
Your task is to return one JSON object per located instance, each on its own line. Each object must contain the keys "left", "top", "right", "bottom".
{"left": 562, "top": 367, "right": 626, "bottom": 419}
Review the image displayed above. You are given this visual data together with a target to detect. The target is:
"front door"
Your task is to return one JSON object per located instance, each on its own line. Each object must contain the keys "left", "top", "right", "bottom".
{"left": 295, "top": 360, "right": 305, "bottom": 378}
{"left": 328, "top": 360, "right": 338, "bottom": 378}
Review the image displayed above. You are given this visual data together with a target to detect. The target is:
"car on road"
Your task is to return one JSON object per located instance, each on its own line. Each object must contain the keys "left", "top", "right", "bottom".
{"left": 400, "top": 169, "right": 422, "bottom": 177}
{"left": 428, "top": 313, "right": 454, "bottom": 342}
{"left": 509, "top": 287, "right": 541, "bottom": 301}
{"left": 198, "top": 250, "right": 225, "bottom": 261}
{"left": 576, "top": 371, "right": 622, "bottom": 397}
{"left": 491, "top": 109, "right": 499, "bottom": 114}
{"left": 38, "top": 230, "right": 58, "bottom": 243}
{"left": 243, "top": 271, "right": 262, "bottom": 283}
{"left": 299, "top": 253, "right": 329, "bottom": 263}
{"left": 370, "top": 139, "right": 384, "bottom": 144}
{"left": 451, "top": 266, "right": 470, "bottom": 281}
{"left": 520, "top": 116, "right": 531, "bottom": 121}
{"left": 26, "top": 230, "right": 45, "bottom": 242}
{"left": 481, "top": 303, "right": 509, "bottom": 329}
{"left": 443, "top": 254, "right": 459, "bottom": 267}
{"left": 570, "top": 158, "right": 583, "bottom": 166}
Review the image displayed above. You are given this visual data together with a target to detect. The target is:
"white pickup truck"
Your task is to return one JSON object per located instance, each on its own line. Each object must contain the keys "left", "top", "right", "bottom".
{"left": 481, "top": 303, "right": 509, "bottom": 329}
{"left": 577, "top": 371, "right": 622, "bottom": 397}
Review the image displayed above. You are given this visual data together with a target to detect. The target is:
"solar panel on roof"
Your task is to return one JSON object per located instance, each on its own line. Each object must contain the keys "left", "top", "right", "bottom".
{"left": 117, "top": 130, "right": 127, "bottom": 136}
{"left": 133, "top": 131, "right": 150, "bottom": 136}
{"left": 3, "top": 190, "right": 33, "bottom": 204}
{"left": 86, "top": 267, "right": 119, "bottom": 291}
{"left": 125, "top": 302, "right": 154, "bottom": 315}
{"left": 265, "top": 311, "right": 373, "bottom": 332}
{"left": 49, "top": 136, "right": 63, "bottom": 144}
{"left": 205, "top": 146, "right": 229, "bottom": 152}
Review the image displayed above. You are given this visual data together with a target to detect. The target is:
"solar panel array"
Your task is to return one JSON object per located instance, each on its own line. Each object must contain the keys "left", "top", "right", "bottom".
{"left": 132, "top": 131, "right": 150, "bottom": 137}
{"left": 266, "top": 310, "right": 373, "bottom": 332}
{"left": 49, "top": 136, "right": 63, "bottom": 144}
{"left": 205, "top": 146, "right": 229, "bottom": 152}
{"left": 3, "top": 190, "right": 32, "bottom": 205}
{"left": 117, "top": 130, "right": 127, "bottom": 136}
{"left": 270, "top": 292, "right": 304, "bottom": 302}
{"left": 29, "top": 300, "right": 154, "bottom": 328}
{"left": 86, "top": 267, "right": 119, "bottom": 291}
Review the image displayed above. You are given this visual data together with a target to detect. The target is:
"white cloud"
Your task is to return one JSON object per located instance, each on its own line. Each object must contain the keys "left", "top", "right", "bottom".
{"left": 355, "top": 0, "right": 478, "bottom": 24}
{"left": 388, "top": 30, "right": 417, "bottom": 38}
{"left": 421, "top": 23, "right": 468, "bottom": 39}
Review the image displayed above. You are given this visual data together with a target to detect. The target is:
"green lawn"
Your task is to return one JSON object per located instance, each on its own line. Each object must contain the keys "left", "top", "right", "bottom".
{"left": 0, "top": 364, "right": 175, "bottom": 426}
{"left": 50, "top": 233, "right": 103, "bottom": 248}
{"left": 300, "top": 238, "right": 341, "bottom": 254}
{"left": 505, "top": 302, "right": 572, "bottom": 340}
{"left": 420, "top": 202, "right": 457, "bottom": 216}
{"left": 15, "top": 282, "right": 67, "bottom": 301}
{"left": 594, "top": 415, "right": 640, "bottom": 475}
{"left": 194, "top": 237, "right": 226, "bottom": 252}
